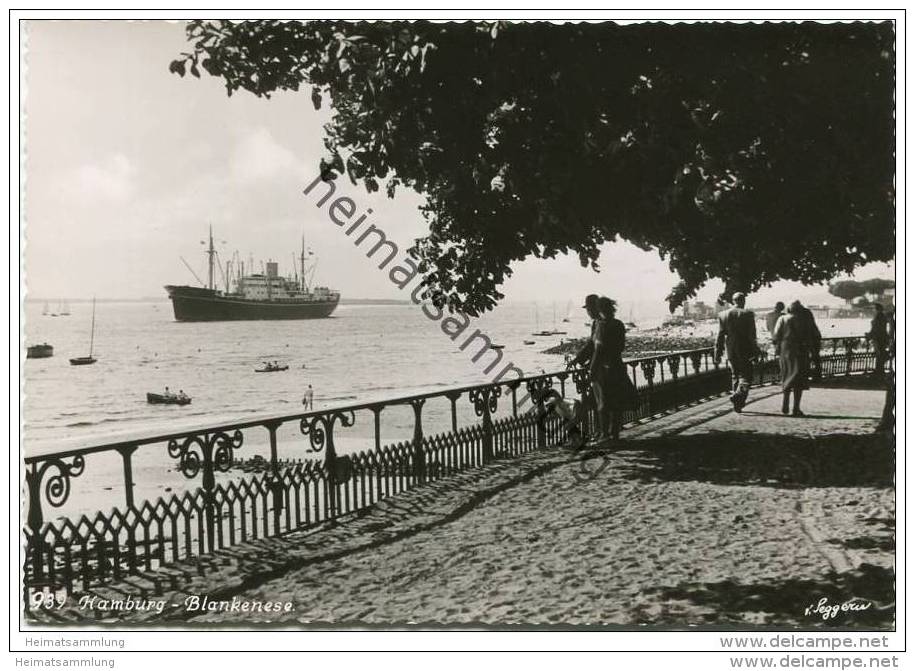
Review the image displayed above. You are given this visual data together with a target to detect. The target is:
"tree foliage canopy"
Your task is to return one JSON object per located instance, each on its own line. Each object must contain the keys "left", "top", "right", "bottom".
{"left": 171, "top": 20, "right": 895, "bottom": 315}
{"left": 828, "top": 277, "right": 895, "bottom": 301}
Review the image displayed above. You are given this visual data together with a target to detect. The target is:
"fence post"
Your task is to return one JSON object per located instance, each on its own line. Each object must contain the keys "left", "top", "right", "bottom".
{"left": 844, "top": 338, "right": 855, "bottom": 375}
{"left": 322, "top": 423, "right": 338, "bottom": 521}
{"left": 667, "top": 355, "right": 681, "bottom": 409}
{"left": 265, "top": 421, "right": 284, "bottom": 533}
{"left": 640, "top": 359, "right": 657, "bottom": 415}
{"left": 200, "top": 438, "right": 217, "bottom": 554}
{"left": 24, "top": 465, "right": 46, "bottom": 589}
{"left": 118, "top": 445, "right": 138, "bottom": 510}
{"left": 444, "top": 392, "right": 461, "bottom": 431}
{"left": 506, "top": 381, "right": 521, "bottom": 418}
{"left": 572, "top": 368, "right": 593, "bottom": 438}
{"left": 470, "top": 386, "right": 501, "bottom": 462}
{"left": 525, "top": 378, "right": 551, "bottom": 448}
{"left": 410, "top": 398, "right": 426, "bottom": 483}
{"left": 370, "top": 406, "right": 383, "bottom": 451}
{"left": 301, "top": 410, "right": 355, "bottom": 523}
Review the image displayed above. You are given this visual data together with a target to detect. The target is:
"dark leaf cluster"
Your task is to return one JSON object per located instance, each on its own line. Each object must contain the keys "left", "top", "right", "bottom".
{"left": 171, "top": 20, "right": 895, "bottom": 314}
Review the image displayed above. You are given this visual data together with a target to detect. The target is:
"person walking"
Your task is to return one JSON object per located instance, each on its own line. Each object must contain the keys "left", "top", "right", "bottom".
{"left": 766, "top": 302, "right": 786, "bottom": 335}
{"left": 595, "top": 296, "right": 638, "bottom": 440}
{"left": 571, "top": 294, "right": 609, "bottom": 443}
{"left": 867, "top": 303, "right": 889, "bottom": 377}
{"left": 714, "top": 292, "right": 759, "bottom": 412}
{"left": 772, "top": 300, "right": 819, "bottom": 416}
{"left": 302, "top": 384, "right": 314, "bottom": 410}
{"left": 798, "top": 303, "right": 823, "bottom": 380}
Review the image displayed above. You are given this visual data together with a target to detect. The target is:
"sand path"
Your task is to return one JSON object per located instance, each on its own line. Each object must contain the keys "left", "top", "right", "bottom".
{"left": 184, "top": 386, "right": 893, "bottom": 628}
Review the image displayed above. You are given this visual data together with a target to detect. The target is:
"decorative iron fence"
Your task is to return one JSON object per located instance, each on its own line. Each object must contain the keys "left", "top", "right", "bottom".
{"left": 22, "top": 336, "right": 881, "bottom": 603}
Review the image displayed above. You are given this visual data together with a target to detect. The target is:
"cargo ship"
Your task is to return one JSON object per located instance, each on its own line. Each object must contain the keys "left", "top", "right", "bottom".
{"left": 165, "top": 228, "right": 340, "bottom": 322}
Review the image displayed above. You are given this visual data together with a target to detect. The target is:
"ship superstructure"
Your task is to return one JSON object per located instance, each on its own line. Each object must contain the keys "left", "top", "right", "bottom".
{"left": 165, "top": 228, "right": 340, "bottom": 322}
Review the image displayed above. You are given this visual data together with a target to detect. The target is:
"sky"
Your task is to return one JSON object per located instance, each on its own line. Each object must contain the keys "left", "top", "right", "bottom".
{"left": 23, "top": 20, "right": 894, "bottom": 315}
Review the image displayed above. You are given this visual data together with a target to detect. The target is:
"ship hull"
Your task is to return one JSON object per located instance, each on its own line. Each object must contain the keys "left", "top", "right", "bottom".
{"left": 165, "top": 286, "right": 339, "bottom": 322}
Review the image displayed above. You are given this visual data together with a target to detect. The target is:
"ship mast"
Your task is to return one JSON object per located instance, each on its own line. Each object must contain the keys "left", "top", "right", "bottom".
{"left": 300, "top": 235, "right": 306, "bottom": 293}
{"left": 88, "top": 297, "right": 96, "bottom": 357}
{"left": 207, "top": 225, "right": 216, "bottom": 290}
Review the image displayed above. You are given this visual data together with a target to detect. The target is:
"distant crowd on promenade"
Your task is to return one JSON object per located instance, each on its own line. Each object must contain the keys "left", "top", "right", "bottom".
{"left": 564, "top": 291, "right": 895, "bottom": 446}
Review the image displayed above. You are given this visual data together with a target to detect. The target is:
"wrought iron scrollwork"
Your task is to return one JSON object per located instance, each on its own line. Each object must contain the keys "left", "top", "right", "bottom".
{"left": 37, "top": 455, "right": 86, "bottom": 509}
{"left": 167, "top": 430, "right": 243, "bottom": 480}
{"left": 470, "top": 386, "right": 502, "bottom": 417}
{"left": 299, "top": 416, "right": 326, "bottom": 453}
{"left": 299, "top": 410, "right": 356, "bottom": 453}
{"left": 212, "top": 430, "right": 243, "bottom": 472}
{"left": 640, "top": 359, "right": 657, "bottom": 385}
{"left": 666, "top": 355, "right": 681, "bottom": 378}
{"left": 571, "top": 368, "right": 590, "bottom": 395}
{"left": 504, "top": 380, "right": 523, "bottom": 394}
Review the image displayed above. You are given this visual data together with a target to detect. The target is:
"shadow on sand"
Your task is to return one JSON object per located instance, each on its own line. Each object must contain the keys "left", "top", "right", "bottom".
{"left": 636, "top": 563, "right": 894, "bottom": 629}
{"left": 612, "top": 431, "right": 894, "bottom": 489}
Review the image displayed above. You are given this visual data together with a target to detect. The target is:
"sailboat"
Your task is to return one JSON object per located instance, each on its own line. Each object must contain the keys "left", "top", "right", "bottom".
{"left": 548, "top": 302, "right": 567, "bottom": 335}
{"left": 625, "top": 303, "right": 637, "bottom": 329}
{"left": 561, "top": 300, "right": 572, "bottom": 323}
{"left": 531, "top": 303, "right": 552, "bottom": 336}
{"left": 59, "top": 300, "right": 70, "bottom": 316}
{"left": 69, "top": 298, "right": 97, "bottom": 366}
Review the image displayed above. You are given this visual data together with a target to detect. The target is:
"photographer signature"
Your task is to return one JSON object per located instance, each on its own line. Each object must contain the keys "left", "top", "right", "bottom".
{"left": 804, "top": 597, "right": 872, "bottom": 621}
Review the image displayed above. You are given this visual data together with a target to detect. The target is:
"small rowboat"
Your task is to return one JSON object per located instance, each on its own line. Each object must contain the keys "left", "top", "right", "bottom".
{"left": 255, "top": 365, "right": 289, "bottom": 373}
{"left": 147, "top": 392, "right": 191, "bottom": 406}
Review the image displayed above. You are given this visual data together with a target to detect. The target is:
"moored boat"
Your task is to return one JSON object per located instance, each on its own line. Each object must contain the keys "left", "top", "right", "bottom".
{"left": 255, "top": 364, "right": 289, "bottom": 373}
{"left": 69, "top": 356, "right": 97, "bottom": 366}
{"left": 69, "top": 297, "right": 98, "bottom": 366}
{"left": 26, "top": 343, "right": 54, "bottom": 359}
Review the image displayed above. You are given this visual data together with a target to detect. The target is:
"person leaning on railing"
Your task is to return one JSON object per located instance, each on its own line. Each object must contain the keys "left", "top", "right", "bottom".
{"left": 570, "top": 294, "right": 608, "bottom": 442}
{"left": 595, "top": 296, "right": 638, "bottom": 441}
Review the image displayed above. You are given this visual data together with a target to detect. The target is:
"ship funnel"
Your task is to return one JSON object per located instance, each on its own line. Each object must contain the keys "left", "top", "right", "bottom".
{"left": 266, "top": 261, "right": 278, "bottom": 278}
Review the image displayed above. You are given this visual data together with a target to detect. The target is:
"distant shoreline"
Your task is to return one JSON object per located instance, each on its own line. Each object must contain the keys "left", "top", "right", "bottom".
{"left": 23, "top": 297, "right": 412, "bottom": 306}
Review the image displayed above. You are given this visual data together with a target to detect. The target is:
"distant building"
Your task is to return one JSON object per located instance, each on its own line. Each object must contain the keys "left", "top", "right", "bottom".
{"left": 682, "top": 300, "right": 717, "bottom": 320}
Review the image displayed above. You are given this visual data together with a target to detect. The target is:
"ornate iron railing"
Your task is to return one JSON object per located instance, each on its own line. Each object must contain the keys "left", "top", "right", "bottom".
{"left": 22, "top": 336, "right": 882, "bottom": 603}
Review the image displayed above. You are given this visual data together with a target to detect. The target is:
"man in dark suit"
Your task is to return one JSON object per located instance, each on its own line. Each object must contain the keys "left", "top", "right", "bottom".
{"left": 714, "top": 292, "right": 759, "bottom": 412}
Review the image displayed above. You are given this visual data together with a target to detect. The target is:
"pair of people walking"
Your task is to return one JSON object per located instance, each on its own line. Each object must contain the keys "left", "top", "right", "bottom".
{"left": 717, "top": 293, "right": 820, "bottom": 415}
{"left": 771, "top": 301, "right": 821, "bottom": 416}
{"left": 571, "top": 294, "right": 637, "bottom": 444}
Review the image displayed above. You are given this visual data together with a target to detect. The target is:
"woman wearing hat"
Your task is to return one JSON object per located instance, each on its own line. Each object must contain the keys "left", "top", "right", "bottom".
{"left": 594, "top": 296, "right": 638, "bottom": 440}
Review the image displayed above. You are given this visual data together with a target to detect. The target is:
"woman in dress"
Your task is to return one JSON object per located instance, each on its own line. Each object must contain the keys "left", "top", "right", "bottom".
{"left": 772, "top": 300, "right": 820, "bottom": 416}
{"left": 596, "top": 296, "right": 638, "bottom": 439}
